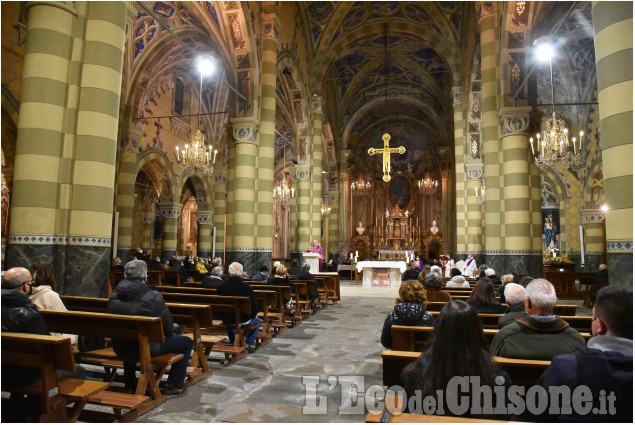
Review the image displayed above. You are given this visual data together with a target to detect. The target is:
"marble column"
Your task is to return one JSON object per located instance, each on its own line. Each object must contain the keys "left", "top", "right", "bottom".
{"left": 452, "top": 87, "right": 466, "bottom": 256}
{"left": 115, "top": 143, "right": 139, "bottom": 262}
{"left": 310, "top": 97, "right": 324, "bottom": 244}
{"left": 440, "top": 168, "right": 451, "bottom": 255}
{"left": 225, "top": 118, "right": 258, "bottom": 275}
{"left": 289, "top": 176, "right": 298, "bottom": 256}
{"left": 212, "top": 171, "right": 227, "bottom": 260}
{"left": 139, "top": 212, "right": 155, "bottom": 251}
{"left": 479, "top": 3, "right": 503, "bottom": 267}
{"left": 581, "top": 209, "right": 607, "bottom": 272}
{"left": 327, "top": 190, "right": 340, "bottom": 261}
{"left": 465, "top": 164, "right": 484, "bottom": 265}
{"left": 493, "top": 107, "right": 542, "bottom": 277}
{"left": 592, "top": 1, "right": 633, "bottom": 285}
{"left": 338, "top": 168, "right": 351, "bottom": 256}
{"left": 254, "top": 12, "right": 278, "bottom": 271}
{"left": 196, "top": 210, "right": 213, "bottom": 258}
{"left": 158, "top": 203, "right": 180, "bottom": 259}
{"left": 293, "top": 165, "right": 312, "bottom": 263}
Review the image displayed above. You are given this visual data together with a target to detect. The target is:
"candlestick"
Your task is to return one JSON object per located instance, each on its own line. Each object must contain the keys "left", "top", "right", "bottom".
{"left": 579, "top": 225, "right": 585, "bottom": 265}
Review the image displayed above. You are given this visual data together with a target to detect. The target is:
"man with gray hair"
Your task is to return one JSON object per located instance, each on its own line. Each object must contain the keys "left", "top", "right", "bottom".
{"left": 109, "top": 260, "right": 193, "bottom": 396}
{"left": 201, "top": 266, "right": 224, "bottom": 289}
{"left": 403, "top": 261, "right": 421, "bottom": 280}
{"left": 490, "top": 278, "right": 585, "bottom": 360}
{"left": 217, "top": 262, "right": 262, "bottom": 353}
{"left": 497, "top": 283, "right": 526, "bottom": 329}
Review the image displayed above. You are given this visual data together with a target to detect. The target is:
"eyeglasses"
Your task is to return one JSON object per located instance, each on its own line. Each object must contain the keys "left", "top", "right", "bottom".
{"left": 22, "top": 280, "right": 34, "bottom": 286}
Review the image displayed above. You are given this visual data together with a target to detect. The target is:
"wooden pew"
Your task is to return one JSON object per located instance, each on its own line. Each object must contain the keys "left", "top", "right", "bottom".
{"left": 382, "top": 350, "right": 551, "bottom": 389}
{"left": 59, "top": 295, "right": 219, "bottom": 386}
{"left": 39, "top": 310, "right": 179, "bottom": 421}
{"left": 158, "top": 292, "right": 253, "bottom": 365}
{"left": 291, "top": 279, "right": 320, "bottom": 315}
{"left": 391, "top": 325, "right": 591, "bottom": 352}
{"left": 2, "top": 332, "right": 110, "bottom": 422}
{"left": 249, "top": 284, "right": 294, "bottom": 334}
{"left": 154, "top": 286, "right": 276, "bottom": 348}
{"left": 429, "top": 311, "right": 592, "bottom": 332}
{"left": 161, "top": 270, "right": 182, "bottom": 286}
{"left": 314, "top": 272, "right": 340, "bottom": 302}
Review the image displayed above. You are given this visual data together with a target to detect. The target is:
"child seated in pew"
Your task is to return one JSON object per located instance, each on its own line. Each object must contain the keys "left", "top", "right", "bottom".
{"left": 401, "top": 300, "right": 510, "bottom": 419}
{"left": 381, "top": 280, "right": 434, "bottom": 348}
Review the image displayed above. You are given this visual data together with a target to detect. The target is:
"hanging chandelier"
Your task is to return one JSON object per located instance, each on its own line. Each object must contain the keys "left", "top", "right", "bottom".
{"left": 351, "top": 177, "right": 372, "bottom": 196}
{"left": 529, "top": 42, "right": 584, "bottom": 169}
{"left": 175, "top": 57, "right": 216, "bottom": 176}
{"left": 417, "top": 176, "right": 438, "bottom": 195}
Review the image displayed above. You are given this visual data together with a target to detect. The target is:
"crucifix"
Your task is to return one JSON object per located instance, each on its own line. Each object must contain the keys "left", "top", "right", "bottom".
{"left": 368, "top": 132, "right": 406, "bottom": 182}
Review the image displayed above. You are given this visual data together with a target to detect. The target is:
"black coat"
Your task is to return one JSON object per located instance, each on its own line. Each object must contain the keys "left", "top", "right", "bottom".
{"left": 108, "top": 278, "right": 174, "bottom": 357}
{"left": 402, "top": 269, "right": 421, "bottom": 281}
{"left": 287, "top": 266, "right": 303, "bottom": 276}
{"left": 381, "top": 302, "right": 434, "bottom": 348}
{"left": 201, "top": 275, "right": 224, "bottom": 289}
{"left": 217, "top": 276, "right": 258, "bottom": 323}
{"left": 1, "top": 289, "right": 49, "bottom": 386}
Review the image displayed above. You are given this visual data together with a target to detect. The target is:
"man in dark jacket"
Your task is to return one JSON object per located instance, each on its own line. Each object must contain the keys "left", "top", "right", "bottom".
{"left": 490, "top": 278, "right": 585, "bottom": 360}
{"left": 402, "top": 261, "right": 421, "bottom": 281}
{"left": 217, "top": 262, "right": 262, "bottom": 353}
{"left": 287, "top": 258, "right": 303, "bottom": 276}
{"left": 201, "top": 266, "right": 224, "bottom": 288}
{"left": 537, "top": 285, "right": 632, "bottom": 422}
{"left": 497, "top": 283, "right": 526, "bottom": 329}
{"left": 108, "top": 260, "right": 192, "bottom": 396}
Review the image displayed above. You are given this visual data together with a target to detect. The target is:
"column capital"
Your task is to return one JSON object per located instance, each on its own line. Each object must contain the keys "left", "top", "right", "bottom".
{"left": 466, "top": 163, "right": 484, "bottom": 181}
{"left": 451, "top": 86, "right": 464, "bottom": 105}
{"left": 157, "top": 203, "right": 181, "bottom": 219}
{"left": 310, "top": 96, "right": 323, "bottom": 114}
{"left": 479, "top": 1, "right": 496, "bottom": 20}
{"left": 261, "top": 12, "right": 278, "bottom": 40}
{"left": 213, "top": 169, "right": 228, "bottom": 185}
{"left": 196, "top": 210, "right": 214, "bottom": 224}
{"left": 499, "top": 106, "right": 532, "bottom": 137}
{"left": 229, "top": 117, "right": 259, "bottom": 145}
{"left": 581, "top": 209, "right": 605, "bottom": 224}
{"left": 26, "top": 1, "right": 77, "bottom": 15}
{"left": 291, "top": 165, "right": 312, "bottom": 182}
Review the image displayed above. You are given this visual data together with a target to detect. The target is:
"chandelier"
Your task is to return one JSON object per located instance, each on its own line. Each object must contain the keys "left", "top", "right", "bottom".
{"left": 274, "top": 145, "right": 294, "bottom": 204}
{"left": 529, "top": 42, "right": 584, "bottom": 169}
{"left": 175, "top": 57, "right": 216, "bottom": 176}
{"left": 351, "top": 177, "right": 372, "bottom": 196}
{"left": 321, "top": 205, "right": 331, "bottom": 216}
{"left": 417, "top": 176, "right": 439, "bottom": 195}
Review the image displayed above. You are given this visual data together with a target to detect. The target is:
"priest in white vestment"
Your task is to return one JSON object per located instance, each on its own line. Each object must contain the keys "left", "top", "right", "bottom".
{"left": 462, "top": 253, "right": 477, "bottom": 277}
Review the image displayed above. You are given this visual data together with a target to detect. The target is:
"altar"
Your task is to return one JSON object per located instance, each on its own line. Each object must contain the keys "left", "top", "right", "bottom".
{"left": 356, "top": 261, "right": 407, "bottom": 289}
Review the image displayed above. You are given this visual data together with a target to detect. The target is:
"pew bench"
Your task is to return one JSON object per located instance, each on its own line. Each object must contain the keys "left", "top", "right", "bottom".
{"left": 40, "top": 310, "right": 181, "bottom": 421}
{"left": 2, "top": 332, "right": 111, "bottom": 422}
{"left": 425, "top": 302, "right": 578, "bottom": 316}
{"left": 428, "top": 311, "right": 593, "bottom": 331}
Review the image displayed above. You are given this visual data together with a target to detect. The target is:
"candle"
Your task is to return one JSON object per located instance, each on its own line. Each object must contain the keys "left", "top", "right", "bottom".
{"left": 475, "top": 187, "right": 478, "bottom": 197}
{"left": 579, "top": 225, "right": 585, "bottom": 265}
{"left": 355, "top": 251, "right": 358, "bottom": 257}
{"left": 529, "top": 137, "right": 535, "bottom": 155}
{"left": 350, "top": 253, "right": 353, "bottom": 259}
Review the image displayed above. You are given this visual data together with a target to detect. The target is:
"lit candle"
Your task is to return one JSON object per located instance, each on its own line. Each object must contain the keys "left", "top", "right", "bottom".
{"left": 475, "top": 187, "right": 479, "bottom": 197}
{"left": 529, "top": 137, "right": 535, "bottom": 155}
{"left": 572, "top": 137, "right": 577, "bottom": 154}
{"left": 580, "top": 225, "right": 585, "bottom": 266}
{"left": 213, "top": 149, "right": 217, "bottom": 163}
{"left": 579, "top": 130, "right": 584, "bottom": 151}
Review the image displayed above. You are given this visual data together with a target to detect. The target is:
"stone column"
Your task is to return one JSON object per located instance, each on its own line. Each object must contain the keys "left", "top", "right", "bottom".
{"left": 289, "top": 176, "right": 298, "bottom": 255}
{"left": 115, "top": 133, "right": 140, "bottom": 262}
{"left": 226, "top": 118, "right": 258, "bottom": 274}
{"left": 293, "top": 165, "right": 312, "bottom": 262}
{"left": 158, "top": 203, "right": 180, "bottom": 259}
{"left": 7, "top": 2, "right": 127, "bottom": 297}
{"left": 592, "top": 1, "right": 633, "bottom": 285}
{"left": 327, "top": 190, "right": 340, "bottom": 261}
{"left": 139, "top": 212, "right": 154, "bottom": 251}
{"left": 581, "top": 209, "right": 607, "bottom": 271}
{"left": 440, "top": 168, "right": 451, "bottom": 255}
{"left": 254, "top": 12, "right": 278, "bottom": 271}
{"left": 212, "top": 171, "right": 227, "bottom": 259}
{"left": 452, "top": 87, "right": 466, "bottom": 256}
{"left": 196, "top": 210, "right": 213, "bottom": 258}
{"left": 310, "top": 97, "right": 324, "bottom": 244}
{"left": 497, "top": 107, "right": 542, "bottom": 276}
{"left": 465, "top": 163, "right": 484, "bottom": 264}
{"left": 479, "top": 3, "right": 503, "bottom": 266}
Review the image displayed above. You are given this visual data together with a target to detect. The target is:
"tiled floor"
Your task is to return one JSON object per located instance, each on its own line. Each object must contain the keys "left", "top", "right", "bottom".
{"left": 136, "top": 289, "right": 395, "bottom": 422}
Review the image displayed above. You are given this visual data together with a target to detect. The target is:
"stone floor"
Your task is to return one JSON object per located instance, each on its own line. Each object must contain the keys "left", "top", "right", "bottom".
{"left": 136, "top": 283, "right": 396, "bottom": 422}
{"left": 132, "top": 280, "right": 590, "bottom": 422}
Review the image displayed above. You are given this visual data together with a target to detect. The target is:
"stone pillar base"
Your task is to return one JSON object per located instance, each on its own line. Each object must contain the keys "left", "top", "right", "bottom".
{"left": 486, "top": 254, "right": 543, "bottom": 278}
{"left": 608, "top": 253, "right": 633, "bottom": 286}
{"left": 255, "top": 251, "right": 272, "bottom": 276}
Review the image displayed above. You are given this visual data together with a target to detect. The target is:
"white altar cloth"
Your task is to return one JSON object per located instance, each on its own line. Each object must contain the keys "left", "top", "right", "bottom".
{"left": 356, "top": 261, "right": 407, "bottom": 288}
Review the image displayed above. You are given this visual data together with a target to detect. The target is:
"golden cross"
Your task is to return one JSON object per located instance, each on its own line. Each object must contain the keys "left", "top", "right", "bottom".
{"left": 367, "top": 133, "right": 405, "bottom": 182}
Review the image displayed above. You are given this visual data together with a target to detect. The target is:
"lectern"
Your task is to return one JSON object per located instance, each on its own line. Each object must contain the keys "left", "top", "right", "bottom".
{"left": 303, "top": 252, "right": 321, "bottom": 274}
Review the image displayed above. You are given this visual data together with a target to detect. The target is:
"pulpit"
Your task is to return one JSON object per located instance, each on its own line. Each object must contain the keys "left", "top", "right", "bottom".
{"left": 303, "top": 252, "right": 321, "bottom": 274}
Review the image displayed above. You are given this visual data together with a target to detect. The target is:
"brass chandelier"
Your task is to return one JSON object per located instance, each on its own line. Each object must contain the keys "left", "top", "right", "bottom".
{"left": 417, "top": 176, "right": 439, "bottom": 195}
{"left": 274, "top": 145, "right": 294, "bottom": 205}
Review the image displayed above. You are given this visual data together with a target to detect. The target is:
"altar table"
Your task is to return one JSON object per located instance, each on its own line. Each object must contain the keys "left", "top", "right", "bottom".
{"left": 356, "top": 261, "right": 407, "bottom": 288}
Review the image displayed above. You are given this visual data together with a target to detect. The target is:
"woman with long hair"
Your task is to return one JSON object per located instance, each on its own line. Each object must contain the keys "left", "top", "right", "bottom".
{"left": 467, "top": 277, "right": 505, "bottom": 313}
{"left": 402, "top": 300, "right": 509, "bottom": 417}
{"left": 381, "top": 280, "right": 434, "bottom": 348}
{"left": 29, "top": 261, "right": 65, "bottom": 311}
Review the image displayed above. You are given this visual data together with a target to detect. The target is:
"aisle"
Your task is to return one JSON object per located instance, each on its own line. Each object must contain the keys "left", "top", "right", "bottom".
{"left": 136, "top": 295, "right": 396, "bottom": 423}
